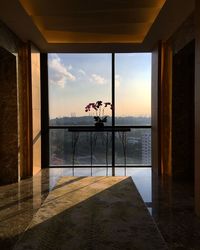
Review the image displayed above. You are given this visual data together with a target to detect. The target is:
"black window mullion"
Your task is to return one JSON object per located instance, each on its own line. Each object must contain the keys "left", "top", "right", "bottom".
{"left": 112, "top": 53, "right": 115, "bottom": 176}
{"left": 41, "top": 53, "right": 49, "bottom": 168}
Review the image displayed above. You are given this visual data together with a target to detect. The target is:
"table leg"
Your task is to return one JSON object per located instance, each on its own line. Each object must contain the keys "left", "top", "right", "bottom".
{"left": 71, "top": 132, "right": 79, "bottom": 167}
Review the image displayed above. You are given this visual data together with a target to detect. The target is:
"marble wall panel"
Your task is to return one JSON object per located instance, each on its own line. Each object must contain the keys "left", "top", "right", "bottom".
{"left": 172, "top": 40, "right": 195, "bottom": 180}
{"left": 0, "top": 20, "right": 34, "bottom": 181}
{"left": 0, "top": 48, "right": 18, "bottom": 184}
{"left": 166, "top": 14, "right": 195, "bottom": 180}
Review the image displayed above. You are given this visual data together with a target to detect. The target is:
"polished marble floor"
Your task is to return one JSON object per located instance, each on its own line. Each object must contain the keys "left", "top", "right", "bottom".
{"left": 14, "top": 176, "right": 167, "bottom": 250}
{"left": 0, "top": 167, "right": 200, "bottom": 250}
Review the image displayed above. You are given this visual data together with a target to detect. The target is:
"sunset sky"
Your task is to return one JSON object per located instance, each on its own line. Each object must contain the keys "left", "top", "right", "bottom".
{"left": 48, "top": 53, "right": 151, "bottom": 119}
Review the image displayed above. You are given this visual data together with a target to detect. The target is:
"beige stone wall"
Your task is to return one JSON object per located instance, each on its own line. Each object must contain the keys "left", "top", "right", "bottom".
{"left": 31, "top": 44, "right": 41, "bottom": 175}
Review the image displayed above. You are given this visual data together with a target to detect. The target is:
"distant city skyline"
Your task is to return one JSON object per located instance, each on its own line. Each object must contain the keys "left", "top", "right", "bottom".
{"left": 48, "top": 53, "right": 151, "bottom": 119}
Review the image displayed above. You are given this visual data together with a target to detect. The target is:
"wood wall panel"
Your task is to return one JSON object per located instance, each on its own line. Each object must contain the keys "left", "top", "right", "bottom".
{"left": 172, "top": 40, "right": 195, "bottom": 179}
{"left": 18, "top": 43, "right": 33, "bottom": 178}
{"left": 151, "top": 42, "right": 172, "bottom": 176}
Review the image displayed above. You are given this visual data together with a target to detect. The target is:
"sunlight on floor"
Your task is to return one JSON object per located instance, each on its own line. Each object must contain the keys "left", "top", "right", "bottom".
{"left": 49, "top": 167, "right": 152, "bottom": 205}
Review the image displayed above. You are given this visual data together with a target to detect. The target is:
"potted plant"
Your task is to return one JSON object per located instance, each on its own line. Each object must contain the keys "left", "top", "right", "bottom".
{"left": 85, "top": 101, "right": 112, "bottom": 128}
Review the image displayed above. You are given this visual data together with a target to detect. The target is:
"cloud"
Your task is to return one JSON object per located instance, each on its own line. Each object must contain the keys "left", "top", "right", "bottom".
{"left": 90, "top": 74, "right": 107, "bottom": 85}
{"left": 49, "top": 54, "right": 76, "bottom": 88}
{"left": 115, "top": 74, "right": 121, "bottom": 88}
{"left": 78, "top": 69, "right": 86, "bottom": 75}
{"left": 49, "top": 76, "right": 65, "bottom": 88}
{"left": 68, "top": 64, "right": 73, "bottom": 70}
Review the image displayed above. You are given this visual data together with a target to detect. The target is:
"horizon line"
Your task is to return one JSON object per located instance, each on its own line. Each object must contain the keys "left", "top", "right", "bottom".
{"left": 50, "top": 115, "right": 151, "bottom": 119}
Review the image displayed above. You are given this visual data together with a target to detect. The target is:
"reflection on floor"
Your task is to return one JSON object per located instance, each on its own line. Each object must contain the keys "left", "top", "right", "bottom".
{"left": 49, "top": 168, "right": 152, "bottom": 204}
{"left": 0, "top": 168, "right": 200, "bottom": 250}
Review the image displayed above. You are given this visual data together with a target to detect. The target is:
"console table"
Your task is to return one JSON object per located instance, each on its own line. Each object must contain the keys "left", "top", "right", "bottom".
{"left": 68, "top": 126, "right": 131, "bottom": 176}
{"left": 49, "top": 125, "right": 151, "bottom": 176}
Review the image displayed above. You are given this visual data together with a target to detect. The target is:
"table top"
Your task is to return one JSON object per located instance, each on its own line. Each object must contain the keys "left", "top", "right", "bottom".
{"left": 67, "top": 125, "right": 131, "bottom": 132}
{"left": 49, "top": 125, "right": 151, "bottom": 132}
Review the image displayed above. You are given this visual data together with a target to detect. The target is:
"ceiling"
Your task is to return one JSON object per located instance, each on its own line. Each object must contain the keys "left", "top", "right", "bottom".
{"left": 18, "top": 0, "right": 166, "bottom": 44}
{"left": 0, "top": 0, "right": 195, "bottom": 52}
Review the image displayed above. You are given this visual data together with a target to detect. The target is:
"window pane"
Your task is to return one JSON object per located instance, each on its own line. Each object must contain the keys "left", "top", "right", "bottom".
{"left": 115, "top": 53, "right": 151, "bottom": 125}
{"left": 115, "top": 129, "right": 151, "bottom": 166}
{"left": 48, "top": 54, "right": 112, "bottom": 125}
{"left": 48, "top": 53, "right": 152, "bottom": 167}
{"left": 50, "top": 129, "right": 112, "bottom": 166}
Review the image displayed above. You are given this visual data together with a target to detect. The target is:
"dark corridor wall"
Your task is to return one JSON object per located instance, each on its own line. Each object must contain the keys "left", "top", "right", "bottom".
{"left": 172, "top": 40, "right": 195, "bottom": 180}
{"left": 0, "top": 47, "right": 18, "bottom": 184}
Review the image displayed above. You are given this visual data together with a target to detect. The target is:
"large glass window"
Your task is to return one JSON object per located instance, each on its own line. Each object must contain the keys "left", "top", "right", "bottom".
{"left": 48, "top": 53, "right": 151, "bottom": 167}
{"left": 115, "top": 53, "right": 151, "bottom": 125}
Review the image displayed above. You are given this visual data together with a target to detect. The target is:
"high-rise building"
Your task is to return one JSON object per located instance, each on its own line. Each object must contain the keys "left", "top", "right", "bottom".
{"left": 141, "top": 131, "right": 151, "bottom": 164}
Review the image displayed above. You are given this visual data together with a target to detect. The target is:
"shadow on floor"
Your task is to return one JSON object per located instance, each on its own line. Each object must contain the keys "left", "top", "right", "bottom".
{"left": 13, "top": 176, "right": 167, "bottom": 250}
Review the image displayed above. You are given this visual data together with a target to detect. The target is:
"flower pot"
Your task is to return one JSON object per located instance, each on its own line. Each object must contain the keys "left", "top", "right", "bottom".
{"left": 95, "top": 121, "right": 104, "bottom": 129}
